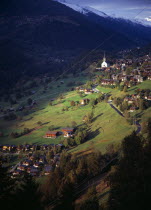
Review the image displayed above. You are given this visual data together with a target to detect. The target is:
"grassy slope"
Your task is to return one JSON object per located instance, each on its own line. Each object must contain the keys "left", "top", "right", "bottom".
{"left": 0, "top": 74, "right": 150, "bottom": 154}
{"left": 0, "top": 89, "right": 133, "bottom": 154}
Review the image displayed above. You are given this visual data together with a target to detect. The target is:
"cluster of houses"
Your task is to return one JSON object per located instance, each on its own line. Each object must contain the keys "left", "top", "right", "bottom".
{"left": 96, "top": 54, "right": 151, "bottom": 87}
{"left": 45, "top": 127, "right": 75, "bottom": 138}
{"left": 99, "top": 68, "right": 151, "bottom": 87}
{"left": 0, "top": 144, "right": 65, "bottom": 177}
{"left": 75, "top": 87, "right": 94, "bottom": 94}
{"left": 122, "top": 92, "right": 151, "bottom": 112}
{"left": 11, "top": 153, "right": 60, "bottom": 177}
{"left": 0, "top": 144, "right": 64, "bottom": 153}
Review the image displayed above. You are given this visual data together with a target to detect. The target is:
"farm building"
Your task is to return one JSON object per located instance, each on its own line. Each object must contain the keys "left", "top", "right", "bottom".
{"left": 45, "top": 131, "right": 59, "bottom": 138}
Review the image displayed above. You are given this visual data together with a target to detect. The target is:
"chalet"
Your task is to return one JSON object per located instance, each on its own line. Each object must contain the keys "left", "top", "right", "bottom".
{"left": 124, "top": 81, "right": 131, "bottom": 87}
{"left": 33, "top": 162, "right": 42, "bottom": 168}
{"left": 121, "top": 76, "right": 127, "bottom": 82}
{"left": 80, "top": 99, "right": 90, "bottom": 105}
{"left": 79, "top": 87, "right": 85, "bottom": 92}
{"left": 62, "top": 128, "right": 74, "bottom": 137}
{"left": 27, "top": 167, "right": 39, "bottom": 176}
{"left": 84, "top": 89, "right": 94, "bottom": 94}
{"left": 129, "top": 107, "right": 137, "bottom": 112}
{"left": 13, "top": 170, "right": 22, "bottom": 176}
{"left": 132, "top": 94, "right": 140, "bottom": 99}
{"left": 145, "top": 96, "right": 151, "bottom": 101}
{"left": 44, "top": 165, "right": 52, "bottom": 175}
{"left": 39, "top": 156, "right": 45, "bottom": 163}
{"left": 22, "top": 160, "right": 32, "bottom": 166}
{"left": 56, "top": 161, "right": 60, "bottom": 168}
{"left": 112, "top": 74, "right": 119, "bottom": 81}
{"left": 45, "top": 131, "right": 59, "bottom": 138}
{"left": 41, "top": 144, "right": 48, "bottom": 150}
{"left": 29, "top": 155, "right": 36, "bottom": 161}
{"left": 24, "top": 145, "right": 31, "bottom": 151}
{"left": 2, "top": 145, "right": 9, "bottom": 151}
{"left": 124, "top": 97, "right": 135, "bottom": 104}
{"left": 17, "top": 165, "right": 26, "bottom": 171}
{"left": 17, "top": 145, "right": 24, "bottom": 152}
{"left": 148, "top": 75, "right": 151, "bottom": 80}
{"left": 101, "top": 79, "right": 116, "bottom": 86}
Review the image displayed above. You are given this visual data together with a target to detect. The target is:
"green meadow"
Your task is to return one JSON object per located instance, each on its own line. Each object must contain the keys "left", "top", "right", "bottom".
{"left": 0, "top": 90, "right": 133, "bottom": 154}
{"left": 0, "top": 74, "right": 151, "bottom": 154}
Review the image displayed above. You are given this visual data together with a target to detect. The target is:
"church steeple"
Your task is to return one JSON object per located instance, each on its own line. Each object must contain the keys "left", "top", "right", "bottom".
{"left": 101, "top": 51, "right": 108, "bottom": 68}
{"left": 103, "top": 51, "right": 106, "bottom": 62}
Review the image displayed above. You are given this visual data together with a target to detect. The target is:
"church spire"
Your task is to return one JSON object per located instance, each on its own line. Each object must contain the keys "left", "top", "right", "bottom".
{"left": 103, "top": 51, "right": 106, "bottom": 62}
{"left": 101, "top": 51, "right": 108, "bottom": 68}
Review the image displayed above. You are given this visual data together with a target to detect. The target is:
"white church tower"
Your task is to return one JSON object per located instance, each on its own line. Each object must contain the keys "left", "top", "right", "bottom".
{"left": 101, "top": 52, "right": 108, "bottom": 68}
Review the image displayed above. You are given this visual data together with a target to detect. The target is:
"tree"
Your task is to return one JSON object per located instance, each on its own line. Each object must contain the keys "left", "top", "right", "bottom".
{"left": 71, "top": 121, "right": 77, "bottom": 128}
{"left": 37, "top": 121, "right": 42, "bottom": 126}
{"left": 27, "top": 98, "right": 33, "bottom": 106}
{"left": 123, "top": 86, "right": 128, "bottom": 92}
{"left": 48, "top": 125, "right": 55, "bottom": 131}
{"left": 79, "top": 187, "right": 99, "bottom": 210}
{"left": 11, "top": 174, "right": 43, "bottom": 210}
{"left": 108, "top": 132, "right": 145, "bottom": 210}
{"left": 83, "top": 112, "right": 94, "bottom": 124}
{"left": 0, "top": 166, "right": 15, "bottom": 209}
{"left": 90, "top": 98, "right": 97, "bottom": 107}
{"left": 70, "top": 101, "right": 75, "bottom": 106}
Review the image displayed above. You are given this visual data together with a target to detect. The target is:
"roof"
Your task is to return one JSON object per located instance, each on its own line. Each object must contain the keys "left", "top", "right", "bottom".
{"left": 46, "top": 131, "right": 58, "bottom": 135}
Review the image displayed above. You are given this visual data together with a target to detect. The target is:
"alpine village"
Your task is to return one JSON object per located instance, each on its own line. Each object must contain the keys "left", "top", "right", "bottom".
{"left": 1, "top": 0, "right": 151, "bottom": 210}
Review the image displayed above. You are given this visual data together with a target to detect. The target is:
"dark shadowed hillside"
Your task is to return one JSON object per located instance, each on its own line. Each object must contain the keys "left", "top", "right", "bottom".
{"left": 0, "top": 0, "right": 151, "bottom": 89}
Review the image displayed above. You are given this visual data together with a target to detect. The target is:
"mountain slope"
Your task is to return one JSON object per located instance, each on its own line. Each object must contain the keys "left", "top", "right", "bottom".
{"left": 0, "top": 0, "right": 151, "bottom": 89}
{"left": 56, "top": 0, "right": 151, "bottom": 46}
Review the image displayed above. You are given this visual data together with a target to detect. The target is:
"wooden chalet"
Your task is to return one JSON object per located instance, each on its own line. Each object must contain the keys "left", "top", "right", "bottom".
{"left": 44, "top": 165, "right": 52, "bottom": 175}
{"left": 12, "top": 170, "right": 22, "bottom": 176}
{"left": 84, "top": 89, "right": 94, "bottom": 94}
{"left": 45, "top": 131, "right": 59, "bottom": 138}
{"left": 62, "top": 128, "right": 74, "bottom": 137}
{"left": 27, "top": 167, "right": 39, "bottom": 176}
{"left": 129, "top": 107, "right": 137, "bottom": 112}
{"left": 17, "top": 165, "right": 26, "bottom": 171}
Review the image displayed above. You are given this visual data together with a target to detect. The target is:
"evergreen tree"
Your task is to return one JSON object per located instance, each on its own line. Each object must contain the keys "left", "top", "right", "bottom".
{"left": 108, "top": 132, "right": 145, "bottom": 210}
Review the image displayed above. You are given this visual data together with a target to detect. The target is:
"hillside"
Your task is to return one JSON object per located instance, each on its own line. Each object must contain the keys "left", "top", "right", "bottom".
{"left": 0, "top": 75, "right": 133, "bottom": 154}
{"left": 1, "top": 0, "right": 151, "bottom": 90}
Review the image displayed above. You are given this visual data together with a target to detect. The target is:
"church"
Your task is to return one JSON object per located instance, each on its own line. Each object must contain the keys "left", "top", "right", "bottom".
{"left": 101, "top": 53, "right": 108, "bottom": 68}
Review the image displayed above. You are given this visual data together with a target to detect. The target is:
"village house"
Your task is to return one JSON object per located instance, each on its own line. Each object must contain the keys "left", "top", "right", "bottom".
{"left": 80, "top": 98, "right": 90, "bottom": 105}
{"left": 27, "top": 167, "right": 39, "bottom": 176}
{"left": 17, "top": 165, "right": 26, "bottom": 171}
{"left": 129, "top": 107, "right": 137, "bottom": 112}
{"left": 62, "top": 128, "right": 74, "bottom": 137}
{"left": 145, "top": 96, "right": 151, "bottom": 101}
{"left": 12, "top": 170, "right": 22, "bottom": 177}
{"left": 148, "top": 74, "right": 151, "bottom": 80}
{"left": 101, "top": 79, "right": 116, "bottom": 86}
{"left": 79, "top": 87, "right": 85, "bottom": 92}
{"left": 44, "top": 165, "right": 52, "bottom": 175}
{"left": 112, "top": 74, "right": 119, "bottom": 81}
{"left": 22, "top": 159, "right": 32, "bottom": 167}
{"left": 39, "top": 156, "right": 46, "bottom": 164}
{"left": 33, "top": 162, "right": 43, "bottom": 168}
{"left": 45, "top": 131, "right": 59, "bottom": 138}
{"left": 84, "top": 89, "right": 94, "bottom": 94}
{"left": 134, "top": 75, "right": 144, "bottom": 83}
{"left": 2, "top": 145, "right": 10, "bottom": 151}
